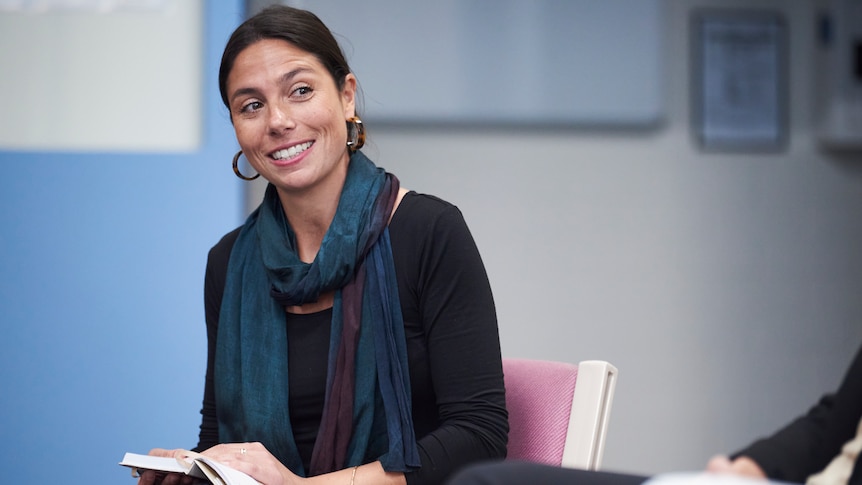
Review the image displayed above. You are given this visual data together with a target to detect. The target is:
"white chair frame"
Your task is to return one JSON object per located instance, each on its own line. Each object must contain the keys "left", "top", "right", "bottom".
{"left": 562, "top": 360, "right": 618, "bottom": 470}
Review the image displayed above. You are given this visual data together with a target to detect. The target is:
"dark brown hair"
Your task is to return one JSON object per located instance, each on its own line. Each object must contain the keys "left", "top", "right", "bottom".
{"left": 218, "top": 5, "right": 354, "bottom": 110}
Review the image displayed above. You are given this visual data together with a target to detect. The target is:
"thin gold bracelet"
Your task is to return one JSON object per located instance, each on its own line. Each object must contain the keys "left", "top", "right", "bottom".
{"left": 349, "top": 465, "right": 359, "bottom": 485}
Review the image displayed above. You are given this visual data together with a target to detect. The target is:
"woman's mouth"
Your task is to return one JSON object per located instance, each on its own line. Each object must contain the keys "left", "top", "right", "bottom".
{"left": 272, "top": 141, "right": 313, "bottom": 161}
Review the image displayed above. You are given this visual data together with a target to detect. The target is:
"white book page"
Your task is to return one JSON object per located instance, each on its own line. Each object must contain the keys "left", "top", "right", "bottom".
{"left": 119, "top": 452, "right": 189, "bottom": 474}
{"left": 194, "top": 456, "right": 262, "bottom": 485}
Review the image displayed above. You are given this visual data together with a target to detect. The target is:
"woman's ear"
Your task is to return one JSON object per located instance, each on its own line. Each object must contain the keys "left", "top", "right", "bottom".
{"left": 341, "top": 73, "right": 357, "bottom": 118}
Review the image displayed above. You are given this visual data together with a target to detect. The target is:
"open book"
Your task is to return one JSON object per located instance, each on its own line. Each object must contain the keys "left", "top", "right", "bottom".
{"left": 119, "top": 451, "right": 261, "bottom": 485}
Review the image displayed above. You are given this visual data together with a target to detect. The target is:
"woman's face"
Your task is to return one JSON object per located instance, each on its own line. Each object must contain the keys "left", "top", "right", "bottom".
{"left": 226, "top": 38, "right": 356, "bottom": 196}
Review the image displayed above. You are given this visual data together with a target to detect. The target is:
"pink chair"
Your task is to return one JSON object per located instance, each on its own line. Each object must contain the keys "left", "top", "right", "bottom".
{"left": 503, "top": 358, "right": 618, "bottom": 470}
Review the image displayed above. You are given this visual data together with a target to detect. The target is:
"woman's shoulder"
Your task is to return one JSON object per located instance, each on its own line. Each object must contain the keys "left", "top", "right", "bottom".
{"left": 390, "top": 191, "right": 474, "bottom": 250}
{"left": 208, "top": 225, "right": 243, "bottom": 267}
{"left": 392, "top": 191, "right": 463, "bottom": 226}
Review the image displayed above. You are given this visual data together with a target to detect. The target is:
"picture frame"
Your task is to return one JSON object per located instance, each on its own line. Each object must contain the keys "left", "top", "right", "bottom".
{"left": 691, "top": 9, "right": 788, "bottom": 151}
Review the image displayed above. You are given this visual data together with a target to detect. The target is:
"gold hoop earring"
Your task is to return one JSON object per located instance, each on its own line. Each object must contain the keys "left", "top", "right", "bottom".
{"left": 232, "top": 150, "right": 260, "bottom": 181}
{"left": 346, "top": 116, "right": 365, "bottom": 152}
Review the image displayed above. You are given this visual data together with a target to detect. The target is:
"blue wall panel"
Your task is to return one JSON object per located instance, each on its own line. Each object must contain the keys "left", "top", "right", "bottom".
{"left": 0, "top": 2, "right": 246, "bottom": 483}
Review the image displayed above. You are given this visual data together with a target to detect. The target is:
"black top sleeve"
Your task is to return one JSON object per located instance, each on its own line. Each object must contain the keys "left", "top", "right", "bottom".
{"left": 732, "top": 344, "right": 862, "bottom": 483}
{"left": 391, "top": 193, "right": 508, "bottom": 485}
{"left": 194, "top": 192, "right": 508, "bottom": 484}
{"left": 192, "top": 226, "right": 241, "bottom": 453}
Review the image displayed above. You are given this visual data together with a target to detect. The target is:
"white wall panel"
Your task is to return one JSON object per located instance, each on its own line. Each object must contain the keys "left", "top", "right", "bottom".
{"left": 287, "top": 0, "right": 665, "bottom": 126}
{"left": 0, "top": 0, "right": 202, "bottom": 151}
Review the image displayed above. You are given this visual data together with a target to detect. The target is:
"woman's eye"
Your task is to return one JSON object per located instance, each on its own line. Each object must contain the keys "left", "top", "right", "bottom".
{"left": 293, "top": 85, "right": 313, "bottom": 98}
{"left": 240, "top": 101, "right": 263, "bottom": 114}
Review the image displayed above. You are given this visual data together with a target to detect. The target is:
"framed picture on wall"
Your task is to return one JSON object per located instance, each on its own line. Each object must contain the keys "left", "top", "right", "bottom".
{"left": 691, "top": 9, "right": 788, "bottom": 151}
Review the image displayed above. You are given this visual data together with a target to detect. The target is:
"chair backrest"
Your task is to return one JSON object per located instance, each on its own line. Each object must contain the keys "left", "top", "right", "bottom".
{"left": 503, "top": 358, "right": 618, "bottom": 470}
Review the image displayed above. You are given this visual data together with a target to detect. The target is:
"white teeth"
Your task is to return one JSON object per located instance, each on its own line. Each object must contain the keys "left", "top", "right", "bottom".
{"left": 272, "top": 141, "right": 312, "bottom": 160}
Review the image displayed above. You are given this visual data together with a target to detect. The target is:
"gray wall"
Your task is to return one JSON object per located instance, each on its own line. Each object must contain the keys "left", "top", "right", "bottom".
{"left": 1, "top": 0, "right": 858, "bottom": 483}
{"left": 246, "top": 0, "right": 862, "bottom": 475}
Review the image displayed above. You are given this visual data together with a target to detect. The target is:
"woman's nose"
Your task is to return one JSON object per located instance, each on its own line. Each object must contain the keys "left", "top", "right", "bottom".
{"left": 268, "top": 102, "right": 295, "bottom": 133}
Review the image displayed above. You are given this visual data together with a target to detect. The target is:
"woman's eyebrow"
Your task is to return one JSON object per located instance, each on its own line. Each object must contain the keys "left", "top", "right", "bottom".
{"left": 230, "top": 86, "right": 262, "bottom": 104}
{"left": 229, "top": 67, "right": 314, "bottom": 104}
{"left": 278, "top": 67, "right": 313, "bottom": 86}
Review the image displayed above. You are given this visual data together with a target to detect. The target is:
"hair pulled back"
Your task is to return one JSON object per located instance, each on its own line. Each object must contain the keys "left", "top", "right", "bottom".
{"left": 218, "top": 5, "right": 353, "bottom": 110}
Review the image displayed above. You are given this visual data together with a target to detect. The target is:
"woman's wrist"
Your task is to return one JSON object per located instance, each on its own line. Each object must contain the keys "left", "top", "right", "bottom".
{"left": 707, "top": 454, "right": 767, "bottom": 479}
{"left": 727, "top": 456, "right": 767, "bottom": 479}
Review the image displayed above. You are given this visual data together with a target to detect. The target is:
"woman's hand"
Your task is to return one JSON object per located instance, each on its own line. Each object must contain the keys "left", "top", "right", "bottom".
{"left": 136, "top": 448, "right": 201, "bottom": 485}
{"left": 202, "top": 442, "right": 300, "bottom": 485}
{"left": 706, "top": 455, "right": 768, "bottom": 480}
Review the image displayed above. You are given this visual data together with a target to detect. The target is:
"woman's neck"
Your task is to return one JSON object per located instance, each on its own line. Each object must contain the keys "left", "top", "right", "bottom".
{"left": 281, "top": 196, "right": 336, "bottom": 263}
{"left": 276, "top": 181, "right": 341, "bottom": 314}
{"left": 276, "top": 169, "right": 348, "bottom": 263}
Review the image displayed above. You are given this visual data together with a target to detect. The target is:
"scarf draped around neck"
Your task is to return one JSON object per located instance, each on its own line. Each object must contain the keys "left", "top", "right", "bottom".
{"left": 215, "top": 151, "right": 420, "bottom": 477}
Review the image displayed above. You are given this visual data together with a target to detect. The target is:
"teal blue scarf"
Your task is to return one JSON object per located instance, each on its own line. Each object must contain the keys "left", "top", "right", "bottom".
{"left": 215, "top": 151, "right": 420, "bottom": 476}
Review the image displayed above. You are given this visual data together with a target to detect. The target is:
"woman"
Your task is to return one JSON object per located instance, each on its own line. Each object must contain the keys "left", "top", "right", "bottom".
{"left": 449, "top": 342, "right": 862, "bottom": 485}
{"left": 139, "top": 5, "right": 508, "bottom": 485}
{"left": 706, "top": 340, "right": 862, "bottom": 485}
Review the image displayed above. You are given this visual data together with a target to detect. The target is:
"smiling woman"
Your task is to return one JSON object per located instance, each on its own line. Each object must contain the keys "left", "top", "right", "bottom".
{"left": 226, "top": 38, "right": 357, "bottom": 201}
{"left": 137, "top": 5, "right": 508, "bottom": 485}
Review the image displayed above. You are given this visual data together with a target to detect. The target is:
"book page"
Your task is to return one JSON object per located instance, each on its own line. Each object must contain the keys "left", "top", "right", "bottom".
{"left": 194, "top": 456, "right": 262, "bottom": 485}
{"left": 119, "top": 452, "right": 190, "bottom": 475}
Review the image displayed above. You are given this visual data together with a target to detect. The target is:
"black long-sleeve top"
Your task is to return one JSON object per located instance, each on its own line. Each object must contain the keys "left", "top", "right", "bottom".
{"left": 195, "top": 191, "right": 509, "bottom": 485}
{"left": 734, "top": 343, "right": 862, "bottom": 484}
